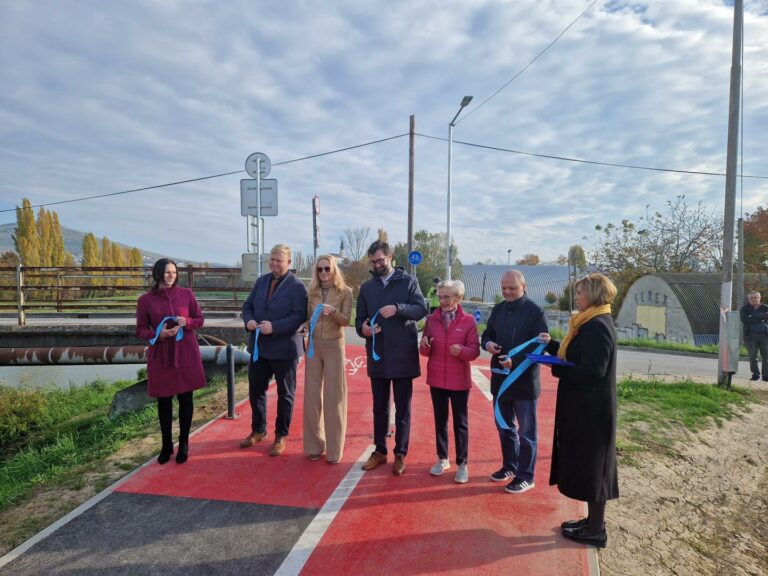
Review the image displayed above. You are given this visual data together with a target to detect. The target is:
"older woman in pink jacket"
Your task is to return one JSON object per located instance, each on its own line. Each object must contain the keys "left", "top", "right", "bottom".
{"left": 419, "top": 279, "right": 480, "bottom": 483}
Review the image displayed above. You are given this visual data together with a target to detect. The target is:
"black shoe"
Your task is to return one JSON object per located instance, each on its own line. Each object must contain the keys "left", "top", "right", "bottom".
{"left": 158, "top": 447, "right": 173, "bottom": 465}
{"left": 750, "top": 374, "right": 760, "bottom": 381}
{"left": 561, "top": 518, "right": 588, "bottom": 530}
{"left": 562, "top": 525, "right": 607, "bottom": 548}
{"left": 176, "top": 442, "right": 189, "bottom": 464}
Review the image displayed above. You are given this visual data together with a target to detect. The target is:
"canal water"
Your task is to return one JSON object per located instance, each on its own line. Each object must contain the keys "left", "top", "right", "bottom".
{"left": 0, "top": 364, "right": 144, "bottom": 389}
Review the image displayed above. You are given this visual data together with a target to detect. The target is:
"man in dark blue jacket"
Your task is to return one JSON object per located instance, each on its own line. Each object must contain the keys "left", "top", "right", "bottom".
{"left": 240, "top": 244, "right": 308, "bottom": 456}
{"left": 355, "top": 240, "right": 427, "bottom": 476}
{"left": 481, "top": 270, "right": 548, "bottom": 494}
{"left": 740, "top": 290, "right": 768, "bottom": 381}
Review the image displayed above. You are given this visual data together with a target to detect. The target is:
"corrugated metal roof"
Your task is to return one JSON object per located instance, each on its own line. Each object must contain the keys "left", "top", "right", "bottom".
{"left": 655, "top": 273, "right": 721, "bottom": 334}
{"left": 642, "top": 272, "right": 768, "bottom": 336}
{"left": 459, "top": 264, "right": 570, "bottom": 307}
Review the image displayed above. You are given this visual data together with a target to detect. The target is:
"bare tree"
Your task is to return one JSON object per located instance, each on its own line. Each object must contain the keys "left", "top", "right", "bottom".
{"left": 588, "top": 195, "right": 723, "bottom": 304}
{"left": 343, "top": 226, "right": 371, "bottom": 261}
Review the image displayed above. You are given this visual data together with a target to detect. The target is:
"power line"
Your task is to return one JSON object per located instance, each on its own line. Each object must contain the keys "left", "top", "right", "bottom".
{"left": 416, "top": 132, "right": 768, "bottom": 179}
{"left": 459, "top": 0, "right": 600, "bottom": 124}
{"left": 0, "top": 134, "right": 409, "bottom": 213}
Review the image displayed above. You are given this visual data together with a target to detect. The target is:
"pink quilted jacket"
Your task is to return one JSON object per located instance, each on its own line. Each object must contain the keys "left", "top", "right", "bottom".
{"left": 420, "top": 305, "right": 480, "bottom": 391}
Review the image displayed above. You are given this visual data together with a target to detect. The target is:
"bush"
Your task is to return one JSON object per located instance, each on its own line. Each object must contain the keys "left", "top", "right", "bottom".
{"left": 0, "top": 387, "right": 48, "bottom": 451}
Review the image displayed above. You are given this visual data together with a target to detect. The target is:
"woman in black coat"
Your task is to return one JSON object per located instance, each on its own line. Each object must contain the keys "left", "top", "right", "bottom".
{"left": 539, "top": 273, "right": 618, "bottom": 548}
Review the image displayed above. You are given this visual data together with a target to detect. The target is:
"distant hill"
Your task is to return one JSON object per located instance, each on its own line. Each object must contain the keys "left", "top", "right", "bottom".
{"left": 0, "top": 222, "right": 215, "bottom": 266}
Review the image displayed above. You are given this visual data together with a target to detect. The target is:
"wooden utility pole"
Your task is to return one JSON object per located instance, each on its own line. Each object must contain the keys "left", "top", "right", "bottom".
{"left": 408, "top": 115, "right": 416, "bottom": 275}
{"left": 717, "top": 0, "right": 743, "bottom": 386}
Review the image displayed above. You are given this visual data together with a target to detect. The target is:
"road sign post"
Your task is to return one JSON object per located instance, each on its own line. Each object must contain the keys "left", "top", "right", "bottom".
{"left": 243, "top": 153, "right": 274, "bottom": 278}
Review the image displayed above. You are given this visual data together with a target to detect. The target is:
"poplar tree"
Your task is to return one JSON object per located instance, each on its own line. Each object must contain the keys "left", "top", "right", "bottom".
{"left": 12, "top": 199, "right": 40, "bottom": 266}
{"left": 82, "top": 233, "right": 100, "bottom": 291}
{"left": 50, "top": 213, "right": 67, "bottom": 266}
{"left": 111, "top": 242, "right": 125, "bottom": 287}
{"left": 37, "top": 207, "right": 54, "bottom": 266}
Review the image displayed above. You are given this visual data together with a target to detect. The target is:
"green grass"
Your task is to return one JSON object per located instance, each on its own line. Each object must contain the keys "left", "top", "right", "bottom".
{"left": 616, "top": 377, "right": 751, "bottom": 463}
{"left": 0, "top": 374, "right": 228, "bottom": 512}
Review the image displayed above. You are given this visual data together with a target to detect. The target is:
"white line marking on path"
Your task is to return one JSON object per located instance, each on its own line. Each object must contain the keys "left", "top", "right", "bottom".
{"left": 273, "top": 444, "right": 375, "bottom": 576}
{"left": 471, "top": 365, "right": 492, "bottom": 401}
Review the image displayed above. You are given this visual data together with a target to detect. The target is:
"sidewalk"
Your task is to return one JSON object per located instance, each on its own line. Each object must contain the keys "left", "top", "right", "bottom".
{"left": 0, "top": 345, "right": 597, "bottom": 575}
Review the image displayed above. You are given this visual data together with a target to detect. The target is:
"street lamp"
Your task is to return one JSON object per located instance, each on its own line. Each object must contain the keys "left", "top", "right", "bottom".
{"left": 446, "top": 95, "right": 473, "bottom": 281}
{"left": 507, "top": 249, "right": 511, "bottom": 269}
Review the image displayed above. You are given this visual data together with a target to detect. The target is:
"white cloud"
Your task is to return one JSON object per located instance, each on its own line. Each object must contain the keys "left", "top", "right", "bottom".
{"left": 1, "top": 0, "right": 766, "bottom": 267}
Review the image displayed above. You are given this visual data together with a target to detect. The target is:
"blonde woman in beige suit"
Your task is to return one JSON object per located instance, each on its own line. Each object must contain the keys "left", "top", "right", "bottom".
{"left": 303, "top": 254, "right": 353, "bottom": 464}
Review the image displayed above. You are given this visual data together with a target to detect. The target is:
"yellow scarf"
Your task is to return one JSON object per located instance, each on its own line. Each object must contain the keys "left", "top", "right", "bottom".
{"left": 557, "top": 304, "right": 612, "bottom": 360}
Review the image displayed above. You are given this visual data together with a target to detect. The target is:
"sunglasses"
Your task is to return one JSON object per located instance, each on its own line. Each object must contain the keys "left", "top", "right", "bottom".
{"left": 317, "top": 266, "right": 331, "bottom": 273}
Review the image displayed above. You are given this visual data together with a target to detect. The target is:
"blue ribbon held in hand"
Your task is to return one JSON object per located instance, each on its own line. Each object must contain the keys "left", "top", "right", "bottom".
{"left": 370, "top": 308, "right": 382, "bottom": 362}
{"left": 149, "top": 316, "right": 184, "bottom": 346}
{"left": 306, "top": 305, "right": 324, "bottom": 359}
{"left": 251, "top": 328, "right": 261, "bottom": 362}
{"left": 492, "top": 337, "right": 546, "bottom": 430}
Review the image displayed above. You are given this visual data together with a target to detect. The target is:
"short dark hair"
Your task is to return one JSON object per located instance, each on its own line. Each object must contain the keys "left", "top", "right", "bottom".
{"left": 367, "top": 240, "right": 392, "bottom": 257}
{"left": 151, "top": 258, "right": 179, "bottom": 290}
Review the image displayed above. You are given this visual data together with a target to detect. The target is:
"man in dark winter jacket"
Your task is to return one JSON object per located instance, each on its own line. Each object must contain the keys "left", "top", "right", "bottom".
{"left": 481, "top": 270, "right": 548, "bottom": 495}
{"left": 740, "top": 291, "right": 768, "bottom": 381}
{"left": 355, "top": 240, "right": 427, "bottom": 476}
{"left": 240, "top": 244, "right": 308, "bottom": 456}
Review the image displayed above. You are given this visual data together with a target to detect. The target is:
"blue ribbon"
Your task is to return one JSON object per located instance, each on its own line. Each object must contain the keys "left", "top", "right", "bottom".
{"left": 306, "top": 305, "right": 324, "bottom": 359}
{"left": 148, "top": 316, "right": 183, "bottom": 346}
{"left": 492, "top": 337, "right": 546, "bottom": 430}
{"left": 251, "top": 328, "right": 261, "bottom": 362}
{"left": 370, "top": 308, "right": 382, "bottom": 362}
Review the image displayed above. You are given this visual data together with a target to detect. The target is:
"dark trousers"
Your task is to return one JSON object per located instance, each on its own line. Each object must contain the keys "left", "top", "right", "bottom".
{"left": 371, "top": 377, "right": 413, "bottom": 456}
{"left": 248, "top": 356, "right": 298, "bottom": 438}
{"left": 157, "top": 391, "right": 194, "bottom": 449}
{"left": 747, "top": 333, "right": 768, "bottom": 378}
{"left": 492, "top": 394, "right": 538, "bottom": 482}
{"left": 430, "top": 387, "right": 469, "bottom": 465}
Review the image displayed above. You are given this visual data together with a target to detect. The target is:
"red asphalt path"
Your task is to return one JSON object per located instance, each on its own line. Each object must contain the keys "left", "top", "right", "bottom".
{"left": 118, "top": 345, "right": 593, "bottom": 575}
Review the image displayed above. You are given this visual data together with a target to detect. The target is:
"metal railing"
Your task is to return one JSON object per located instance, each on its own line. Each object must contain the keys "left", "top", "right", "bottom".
{"left": 0, "top": 265, "right": 256, "bottom": 325}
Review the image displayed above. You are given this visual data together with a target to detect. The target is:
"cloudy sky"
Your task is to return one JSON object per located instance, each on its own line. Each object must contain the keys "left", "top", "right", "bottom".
{"left": 1, "top": 0, "right": 766, "bottom": 267}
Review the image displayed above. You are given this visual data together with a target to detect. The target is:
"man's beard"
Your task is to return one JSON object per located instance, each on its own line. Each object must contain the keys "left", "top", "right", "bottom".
{"left": 373, "top": 265, "right": 390, "bottom": 277}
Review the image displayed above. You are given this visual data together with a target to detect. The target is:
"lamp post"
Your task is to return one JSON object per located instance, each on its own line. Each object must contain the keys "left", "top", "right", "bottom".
{"left": 507, "top": 249, "right": 511, "bottom": 269}
{"left": 446, "top": 95, "right": 473, "bottom": 281}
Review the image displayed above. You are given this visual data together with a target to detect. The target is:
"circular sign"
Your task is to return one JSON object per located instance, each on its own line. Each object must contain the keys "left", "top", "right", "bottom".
{"left": 408, "top": 250, "right": 423, "bottom": 265}
{"left": 474, "top": 310, "right": 482, "bottom": 323}
{"left": 313, "top": 195, "right": 320, "bottom": 215}
{"left": 245, "top": 152, "right": 271, "bottom": 179}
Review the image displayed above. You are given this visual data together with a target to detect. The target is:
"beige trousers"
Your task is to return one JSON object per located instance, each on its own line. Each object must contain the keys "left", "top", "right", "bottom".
{"left": 303, "top": 337, "right": 347, "bottom": 461}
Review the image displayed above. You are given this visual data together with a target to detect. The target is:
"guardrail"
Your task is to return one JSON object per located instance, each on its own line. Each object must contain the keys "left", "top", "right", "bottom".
{"left": 0, "top": 265, "right": 259, "bottom": 325}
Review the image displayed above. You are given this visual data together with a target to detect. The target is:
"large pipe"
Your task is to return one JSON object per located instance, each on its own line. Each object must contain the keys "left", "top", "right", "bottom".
{"left": 0, "top": 345, "right": 251, "bottom": 366}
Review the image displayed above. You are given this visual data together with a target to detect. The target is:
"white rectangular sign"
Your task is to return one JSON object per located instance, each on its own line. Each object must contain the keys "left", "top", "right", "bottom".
{"left": 240, "top": 179, "right": 278, "bottom": 216}
{"left": 241, "top": 253, "right": 264, "bottom": 283}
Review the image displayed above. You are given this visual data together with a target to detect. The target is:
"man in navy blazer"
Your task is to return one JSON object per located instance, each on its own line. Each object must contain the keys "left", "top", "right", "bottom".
{"left": 240, "top": 244, "right": 308, "bottom": 456}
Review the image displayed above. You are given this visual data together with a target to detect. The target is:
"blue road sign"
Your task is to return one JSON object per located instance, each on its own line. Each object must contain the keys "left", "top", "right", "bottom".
{"left": 408, "top": 250, "right": 423, "bottom": 265}
{"left": 474, "top": 310, "right": 482, "bottom": 323}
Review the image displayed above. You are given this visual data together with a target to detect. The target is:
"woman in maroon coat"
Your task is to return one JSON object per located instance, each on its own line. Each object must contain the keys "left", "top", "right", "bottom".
{"left": 419, "top": 280, "right": 480, "bottom": 484}
{"left": 136, "top": 258, "right": 206, "bottom": 464}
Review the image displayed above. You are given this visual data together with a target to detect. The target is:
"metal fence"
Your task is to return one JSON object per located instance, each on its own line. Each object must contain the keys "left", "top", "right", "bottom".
{"left": 0, "top": 265, "right": 257, "bottom": 325}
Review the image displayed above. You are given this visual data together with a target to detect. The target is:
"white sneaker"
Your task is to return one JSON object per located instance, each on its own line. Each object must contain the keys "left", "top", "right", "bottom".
{"left": 429, "top": 458, "right": 450, "bottom": 476}
{"left": 454, "top": 464, "right": 469, "bottom": 484}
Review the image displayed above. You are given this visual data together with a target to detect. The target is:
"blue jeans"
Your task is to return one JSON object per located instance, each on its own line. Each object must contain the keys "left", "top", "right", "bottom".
{"left": 493, "top": 397, "right": 537, "bottom": 482}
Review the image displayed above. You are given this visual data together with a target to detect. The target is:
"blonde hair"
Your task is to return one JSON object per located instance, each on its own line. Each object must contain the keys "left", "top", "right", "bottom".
{"left": 309, "top": 254, "right": 348, "bottom": 292}
{"left": 574, "top": 273, "right": 617, "bottom": 307}
{"left": 270, "top": 244, "right": 292, "bottom": 260}
{"left": 437, "top": 279, "right": 465, "bottom": 300}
